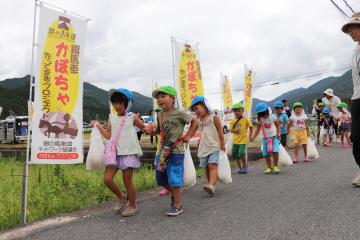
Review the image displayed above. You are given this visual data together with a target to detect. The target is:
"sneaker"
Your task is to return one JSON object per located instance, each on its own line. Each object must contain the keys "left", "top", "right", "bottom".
{"left": 203, "top": 184, "right": 215, "bottom": 196}
{"left": 304, "top": 157, "right": 309, "bottom": 162}
{"left": 241, "top": 165, "right": 248, "bottom": 174}
{"left": 264, "top": 168, "right": 272, "bottom": 174}
{"left": 115, "top": 194, "right": 128, "bottom": 213}
{"left": 293, "top": 158, "right": 299, "bottom": 163}
{"left": 159, "top": 187, "right": 170, "bottom": 196}
{"left": 237, "top": 168, "right": 242, "bottom": 174}
{"left": 166, "top": 206, "right": 184, "bottom": 216}
{"left": 121, "top": 206, "right": 139, "bottom": 217}
{"left": 273, "top": 166, "right": 280, "bottom": 174}
{"left": 346, "top": 144, "right": 352, "bottom": 149}
{"left": 352, "top": 172, "right": 360, "bottom": 187}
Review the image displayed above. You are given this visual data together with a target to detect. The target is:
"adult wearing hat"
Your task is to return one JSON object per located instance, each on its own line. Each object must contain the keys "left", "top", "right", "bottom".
{"left": 322, "top": 88, "right": 341, "bottom": 142}
{"left": 342, "top": 12, "right": 360, "bottom": 186}
{"left": 322, "top": 88, "right": 341, "bottom": 119}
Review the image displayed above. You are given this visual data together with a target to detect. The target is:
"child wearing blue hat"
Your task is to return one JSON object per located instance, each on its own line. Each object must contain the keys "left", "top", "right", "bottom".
{"left": 91, "top": 88, "right": 145, "bottom": 217}
{"left": 321, "top": 107, "right": 336, "bottom": 146}
{"left": 250, "top": 102, "right": 281, "bottom": 174}
{"left": 190, "top": 96, "right": 225, "bottom": 196}
{"left": 273, "top": 101, "right": 289, "bottom": 148}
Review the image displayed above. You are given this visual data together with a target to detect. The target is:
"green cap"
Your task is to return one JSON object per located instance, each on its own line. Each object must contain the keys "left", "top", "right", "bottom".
{"left": 152, "top": 86, "right": 177, "bottom": 98}
{"left": 318, "top": 103, "right": 324, "bottom": 106}
{"left": 232, "top": 102, "right": 244, "bottom": 109}
{"left": 293, "top": 102, "right": 303, "bottom": 108}
{"left": 337, "top": 102, "right": 348, "bottom": 109}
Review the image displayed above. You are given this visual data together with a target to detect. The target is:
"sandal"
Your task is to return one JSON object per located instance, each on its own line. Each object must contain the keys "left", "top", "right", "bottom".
{"left": 121, "top": 206, "right": 139, "bottom": 217}
{"left": 115, "top": 194, "right": 128, "bottom": 213}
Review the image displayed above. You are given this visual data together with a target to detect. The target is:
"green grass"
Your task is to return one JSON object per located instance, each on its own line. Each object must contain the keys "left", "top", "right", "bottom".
{"left": 0, "top": 155, "right": 206, "bottom": 231}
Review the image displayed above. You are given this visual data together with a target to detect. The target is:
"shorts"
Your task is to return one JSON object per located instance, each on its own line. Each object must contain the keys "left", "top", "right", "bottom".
{"left": 280, "top": 133, "right": 287, "bottom": 147}
{"left": 156, "top": 154, "right": 184, "bottom": 188}
{"left": 232, "top": 144, "right": 246, "bottom": 159}
{"left": 106, "top": 155, "right": 140, "bottom": 170}
{"left": 261, "top": 137, "right": 280, "bottom": 157}
{"left": 199, "top": 150, "right": 220, "bottom": 167}
{"left": 292, "top": 129, "right": 308, "bottom": 145}
{"left": 340, "top": 123, "right": 351, "bottom": 132}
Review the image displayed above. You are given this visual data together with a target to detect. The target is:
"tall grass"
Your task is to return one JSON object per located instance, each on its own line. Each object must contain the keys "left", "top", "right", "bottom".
{"left": 0, "top": 156, "right": 205, "bottom": 231}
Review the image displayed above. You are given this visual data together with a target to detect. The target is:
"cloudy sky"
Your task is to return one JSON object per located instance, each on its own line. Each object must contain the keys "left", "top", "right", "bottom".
{"left": 1, "top": 0, "right": 359, "bottom": 108}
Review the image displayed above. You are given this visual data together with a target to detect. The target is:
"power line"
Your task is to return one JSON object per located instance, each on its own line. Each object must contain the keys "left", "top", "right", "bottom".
{"left": 329, "top": 0, "right": 350, "bottom": 20}
{"left": 342, "top": 0, "right": 356, "bottom": 13}
{"left": 208, "top": 65, "right": 351, "bottom": 94}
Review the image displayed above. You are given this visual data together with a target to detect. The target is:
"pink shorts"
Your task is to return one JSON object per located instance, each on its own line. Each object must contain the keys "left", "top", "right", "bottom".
{"left": 106, "top": 154, "right": 140, "bottom": 170}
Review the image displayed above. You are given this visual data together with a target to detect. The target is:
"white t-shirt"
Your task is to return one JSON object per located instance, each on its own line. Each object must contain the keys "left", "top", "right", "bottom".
{"left": 259, "top": 114, "right": 277, "bottom": 138}
{"left": 352, "top": 44, "right": 360, "bottom": 100}
{"left": 322, "top": 96, "right": 341, "bottom": 119}
{"left": 290, "top": 114, "right": 307, "bottom": 130}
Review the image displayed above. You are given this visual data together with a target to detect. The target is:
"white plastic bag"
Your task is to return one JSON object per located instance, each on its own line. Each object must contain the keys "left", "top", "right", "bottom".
{"left": 86, "top": 128, "right": 105, "bottom": 170}
{"left": 278, "top": 144, "right": 293, "bottom": 167}
{"left": 226, "top": 133, "right": 233, "bottom": 156}
{"left": 218, "top": 151, "right": 232, "bottom": 184}
{"left": 183, "top": 145, "right": 196, "bottom": 187}
{"left": 307, "top": 138, "right": 319, "bottom": 159}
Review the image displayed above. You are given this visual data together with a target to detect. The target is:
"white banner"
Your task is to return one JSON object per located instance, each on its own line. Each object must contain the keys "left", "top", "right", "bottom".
{"left": 173, "top": 38, "right": 204, "bottom": 110}
{"left": 31, "top": 5, "right": 87, "bottom": 164}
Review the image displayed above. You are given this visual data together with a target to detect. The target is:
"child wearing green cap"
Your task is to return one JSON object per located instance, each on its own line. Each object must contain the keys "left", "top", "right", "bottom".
{"left": 147, "top": 85, "right": 198, "bottom": 216}
{"left": 229, "top": 102, "right": 253, "bottom": 174}
{"left": 338, "top": 102, "right": 352, "bottom": 148}
{"left": 287, "top": 102, "right": 310, "bottom": 163}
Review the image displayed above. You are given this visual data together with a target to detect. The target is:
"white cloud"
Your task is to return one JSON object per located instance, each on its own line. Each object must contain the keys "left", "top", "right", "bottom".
{"left": 0, "top": 0, "right": 359, "bottom": 109}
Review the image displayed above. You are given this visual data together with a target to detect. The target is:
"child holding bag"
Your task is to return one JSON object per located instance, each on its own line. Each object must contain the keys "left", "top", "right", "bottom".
{"left": 337, "top": 102, "right": 352, "bottom": 148}
{"left": 250, "top": 102, "right": 281, "bottom": 174}
{"left": 189, "top": 96, "right": 225, "bottom": 196}
{"left": 91, "top": 88, "right": 145, "bottom": 217}
{"left": 287, "top": 102, "right": 310, "bottom": 163}
{"left": 230, "top": 103, "right": 253, "bottom": 174}
{"left": 147, "top": 86, "right": 197, "bottom": 216}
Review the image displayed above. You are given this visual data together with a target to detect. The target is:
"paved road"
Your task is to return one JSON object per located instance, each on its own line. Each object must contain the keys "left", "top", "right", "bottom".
{"left": 20, "top": 145, "right": 360, "bottom": 240}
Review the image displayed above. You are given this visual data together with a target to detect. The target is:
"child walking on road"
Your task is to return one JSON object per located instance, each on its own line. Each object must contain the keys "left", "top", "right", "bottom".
{"left": 148, "top": 86, "right": 198, "bottom": 216}
{"left": 230, "top": 103, "right": 253, "bottom": 174}
{"left": 321, "top": 107, "right": 336, "bottom": 146}
{"left": 190, "top": 96, "right": 225, "bottom": 196}
{"left": 250, "top": 102, "right": 281, "bottom": 174}
{"left": 338, "top": 102, "right": 352, "bottom": 148}
{"left": 287, "top": 102, "right": 310, "bottom": 163}
{"left": 273, "top": 101, "right": 289, "bottom": 148}
{"left": 92, "top": 88, "right": 145, "bottom": 217}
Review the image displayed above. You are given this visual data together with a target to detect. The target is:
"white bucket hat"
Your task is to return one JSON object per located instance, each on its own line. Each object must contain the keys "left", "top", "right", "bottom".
{"left": 323, "top": 88, "right": 334, "bottom": 97}
{"left": 342, "top": 12, "right": 360, "bottom": 33}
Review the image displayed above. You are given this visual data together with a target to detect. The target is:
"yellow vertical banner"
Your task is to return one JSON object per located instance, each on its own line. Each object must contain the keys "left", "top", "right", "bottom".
{"left": 31, "top": 5, "right": 87, "bottom": 164}
{"left": 222, "top": 74, "right": 233, "bottom": 112}
{"left": 173, "top": 39, "right": 204, "bottom": 110}
{"left": 243, "top": 65, "right": 253, "bottom": 115}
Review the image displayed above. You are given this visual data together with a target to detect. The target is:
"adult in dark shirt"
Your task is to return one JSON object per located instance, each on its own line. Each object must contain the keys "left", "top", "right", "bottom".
{"left": 281, "top": 99, "right": 291, "bottom": 118}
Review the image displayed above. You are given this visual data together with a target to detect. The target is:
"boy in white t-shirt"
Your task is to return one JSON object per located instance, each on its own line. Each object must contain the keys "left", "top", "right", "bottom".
{"left": 287, "top": 102, "right": 310, "bottom": 163}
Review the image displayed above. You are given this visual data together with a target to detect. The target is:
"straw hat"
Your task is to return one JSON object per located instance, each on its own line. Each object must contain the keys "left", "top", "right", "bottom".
{"left": 323, "top": 88, "right": 334, "bottom": 97}
{"left": 342, "top": 12, "right": 360, "bottom": 33}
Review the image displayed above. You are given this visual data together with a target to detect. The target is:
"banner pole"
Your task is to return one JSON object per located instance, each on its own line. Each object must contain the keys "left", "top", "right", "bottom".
{"left": 21, "top": 0, "right": 39, "bottom": 225}
{"left": 170, "top": 36, "right": 179, "bottom": 107}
